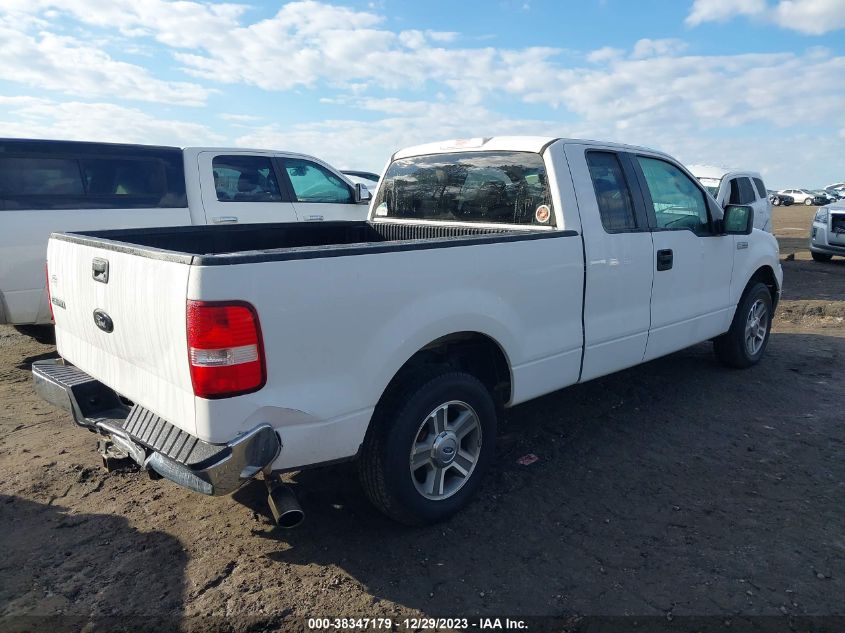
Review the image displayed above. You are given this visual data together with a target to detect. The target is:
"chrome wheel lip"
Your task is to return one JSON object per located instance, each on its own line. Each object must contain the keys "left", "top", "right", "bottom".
{"left": 409, "top": 400, "right": 482, "bottom": 501}
{"left": 744, "top": 298, "right": 769, "bottom": 357}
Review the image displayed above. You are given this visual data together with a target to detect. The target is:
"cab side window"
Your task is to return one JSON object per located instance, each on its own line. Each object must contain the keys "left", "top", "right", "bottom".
{"left": 737, "top": 177, "right": 757, "bottom": 203}
{"left": 586, "top": 151, "right": 637, "bottom": 231}
{"left": 282, "top": 158, "right": 353, "bottom": 204}
{"left": 637, "top": 156, "right": 712, "bottom": 236}
{"left": 211, "top": 155, "right": 282, "bottom": 202}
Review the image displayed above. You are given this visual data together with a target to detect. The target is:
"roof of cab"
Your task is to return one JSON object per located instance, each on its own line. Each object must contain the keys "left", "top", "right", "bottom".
{"left": 687, "top": 164, "right": 763, "bottom": 181}
{"left": 391, "top": 136, "right": 670, "bottom": 160}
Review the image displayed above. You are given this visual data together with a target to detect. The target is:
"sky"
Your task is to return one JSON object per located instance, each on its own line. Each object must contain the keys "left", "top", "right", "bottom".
{"left": 1, "top": 0, "right": 844, "bottom": 189}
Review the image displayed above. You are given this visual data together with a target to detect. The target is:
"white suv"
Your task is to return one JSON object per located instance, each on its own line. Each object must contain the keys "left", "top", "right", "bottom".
{"left": 689, "top": 165, "right": 772, "bottom": 232}
{"left": 779, "top": 189, "right": 817, "bottom": 206}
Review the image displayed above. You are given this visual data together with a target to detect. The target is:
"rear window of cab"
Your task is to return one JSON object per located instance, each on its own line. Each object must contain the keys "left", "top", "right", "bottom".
{"left": 372, "top": 151, "right": 555, "bottom": 226}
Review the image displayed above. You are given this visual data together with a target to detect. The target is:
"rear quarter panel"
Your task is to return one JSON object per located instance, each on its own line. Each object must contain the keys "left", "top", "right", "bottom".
{"left": 188, "top": 234, "right": 584, "bottom": 465}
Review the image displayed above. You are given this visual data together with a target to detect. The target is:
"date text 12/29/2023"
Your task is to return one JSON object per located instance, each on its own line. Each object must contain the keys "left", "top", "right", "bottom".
{"left": 306, "top": 617, "right": 528, "bottom": 630}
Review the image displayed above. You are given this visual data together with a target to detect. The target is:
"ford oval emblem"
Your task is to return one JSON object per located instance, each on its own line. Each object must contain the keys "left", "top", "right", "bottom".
{"left": 93, "top": 309, "right": 114, "bottom": 333}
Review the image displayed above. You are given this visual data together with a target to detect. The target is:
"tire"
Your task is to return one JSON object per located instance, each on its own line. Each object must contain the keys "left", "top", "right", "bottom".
{"left": 811, "top": 252, "right": 833, "bottom": 262}
{"left": 359, "top": 369, "right": 497, "bottom": 525}
{"left": 713, "top": 282, "right": 773, "bottom": 369}
{"left": 804, "top": 197, "right": 813, "bottom": 206}
{"left": 772, "top": 197, "right": 780, "bottom": 206}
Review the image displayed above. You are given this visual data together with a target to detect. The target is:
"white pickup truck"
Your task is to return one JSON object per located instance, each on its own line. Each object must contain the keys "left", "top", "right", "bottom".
{"left": 0, "top": 138, "right": 371, "bottom": 326}
{"left": 33, "top": 136, "right": 782, "bottom": 527}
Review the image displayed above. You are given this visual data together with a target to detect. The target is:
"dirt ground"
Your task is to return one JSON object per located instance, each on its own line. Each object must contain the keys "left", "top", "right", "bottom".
{"left": 1, "top": 206, "right": 843, "bottom": 630}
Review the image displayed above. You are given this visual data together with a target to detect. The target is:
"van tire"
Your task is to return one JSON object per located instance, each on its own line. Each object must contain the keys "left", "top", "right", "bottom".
{"left": 359, "top": 369, "right": 497, "bottom": 525}
{"left": 713, "top": 283, "right": 772, "bottom": 369}
{"left": 811, "top": 252, "right": 832, "bottom": 262}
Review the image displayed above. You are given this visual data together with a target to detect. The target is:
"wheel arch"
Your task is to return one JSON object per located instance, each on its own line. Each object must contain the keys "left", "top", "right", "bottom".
{"left": 746, "top": 264, "right": 780, "bottom": 311}
{"left": 377, "top": 331, "right": 513, "bottom": 411}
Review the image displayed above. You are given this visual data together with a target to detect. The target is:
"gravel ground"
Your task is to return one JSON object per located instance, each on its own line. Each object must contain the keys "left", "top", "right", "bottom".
{"left": 1, "top": 205, "right": 843, "bottom": 631}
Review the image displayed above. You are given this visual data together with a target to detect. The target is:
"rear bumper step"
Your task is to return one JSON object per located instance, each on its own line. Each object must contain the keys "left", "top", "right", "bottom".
{"left": 32, "top": 359, "right": 280, "bottom": 495}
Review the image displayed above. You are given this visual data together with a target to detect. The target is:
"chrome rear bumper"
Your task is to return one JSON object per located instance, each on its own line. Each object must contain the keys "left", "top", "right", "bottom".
{"left": 32, "top": 359, "right": 280, "bottom": 495}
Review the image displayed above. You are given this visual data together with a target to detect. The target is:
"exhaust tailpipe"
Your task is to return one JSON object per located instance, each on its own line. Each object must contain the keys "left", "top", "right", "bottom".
{"left": 265, "top": 476, "right": 304, "bottom": 528}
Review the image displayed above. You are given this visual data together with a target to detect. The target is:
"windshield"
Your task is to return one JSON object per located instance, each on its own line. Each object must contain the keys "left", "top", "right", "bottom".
{"left": 373, "top": 151, "right": 554, "bottom": 226}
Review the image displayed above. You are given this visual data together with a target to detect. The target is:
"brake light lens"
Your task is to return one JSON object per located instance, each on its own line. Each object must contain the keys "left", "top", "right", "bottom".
{"left": 187, "top": 300, "right": 265, "bottom": 399}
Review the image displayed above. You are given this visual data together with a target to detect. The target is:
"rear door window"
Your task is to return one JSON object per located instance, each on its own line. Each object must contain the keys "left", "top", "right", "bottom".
{"left": 586, "top": 151, "right": 637, "bottom": 231}
{"left": 374, "top": 150, "right": 554, "bottom": 226}
{"left": 211, "top": 155, "right": 282, "bottom": 202}
{"left": 752, "top": 177, "right": 767, "bottom": 199}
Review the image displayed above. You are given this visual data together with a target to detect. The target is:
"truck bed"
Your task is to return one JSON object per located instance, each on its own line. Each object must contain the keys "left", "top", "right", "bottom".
{"left": 53, "top": 221, "right": 566, "bottom": 265}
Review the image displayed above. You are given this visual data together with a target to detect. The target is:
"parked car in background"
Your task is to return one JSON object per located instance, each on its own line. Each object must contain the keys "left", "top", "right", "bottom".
{"left": 824, "top": 187, "right": 845, "bottom": 201}
{"left": 779, "top": 189, "right": 825, "bottom": 206}
{"left": 825, "top": 182, "right": 845, "bottom": 191}
{"left": 0, "top": 139, "right": 370, "bottom": 326}
{"left": 778, "top": 189, "right": 827, "bottom": 207}
{"left": 810, "top": 204, "right": 845, "bottom": 262}
{"left": 342, "top": 170, "right": 380, "bottom": 188}
{"left": 34, "top": 136, "right": 781, "bottom": 526}
{"left": 689, "top": 165, "right": 772, "bottom": 232}
{"left": 768, "top": 190, "right": 793, "bottom": 206}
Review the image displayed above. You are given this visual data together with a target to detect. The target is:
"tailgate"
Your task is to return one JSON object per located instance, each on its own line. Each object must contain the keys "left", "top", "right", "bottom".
{"left": 47, "top": 236, "right": 197, "bottom": 436}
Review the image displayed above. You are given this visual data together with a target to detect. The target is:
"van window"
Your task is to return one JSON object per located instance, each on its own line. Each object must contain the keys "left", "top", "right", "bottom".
{"left": 752, "top": 177, "right": 766, "bottom": 199}
{"left": 0, "top": 141, "right": 187, "bottom": 210}
{"left": 586, "top": 151, "right": 637, "bottom": 231}
{"left": 374, "top": 151, "right": 554, "bottom": 226}
{"left": 0, "top": 157, "right": 83, "bottom": 196}
{"left": 80, "top": 158, "right": 165, "bottom": 197}
{"left": 212, "top": 155, "right": 282, "bottom": 202}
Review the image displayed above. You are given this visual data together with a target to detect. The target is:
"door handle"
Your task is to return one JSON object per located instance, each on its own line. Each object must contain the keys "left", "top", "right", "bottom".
{"left": 656, "top": 249, "right": 673, "bottom": 271}
{"left": 212, "top": 216, "right": 238, "bottom": 224}
{"left": 303, "top": 214, "right": 324, "bottom": 221}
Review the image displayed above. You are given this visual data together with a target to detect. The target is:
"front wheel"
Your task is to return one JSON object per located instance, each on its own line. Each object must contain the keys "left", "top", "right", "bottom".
{"left": 714, "top": 282, "right": 773, "bottom": 368}
{"left": 359, "top": 370, "right": 497, "bottom": 525}
{"left": 772, "top": 197, "right": 780, "bottom": 206}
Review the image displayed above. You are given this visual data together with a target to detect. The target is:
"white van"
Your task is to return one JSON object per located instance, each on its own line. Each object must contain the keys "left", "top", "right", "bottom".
{"left": 688, "top": 165, "right": 772, "bottom": 233}
{"left": 0, "top": 139, "right": 371, "bottom": 325}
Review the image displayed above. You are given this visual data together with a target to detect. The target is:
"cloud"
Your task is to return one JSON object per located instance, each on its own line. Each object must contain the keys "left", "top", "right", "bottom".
{"left": 631, "top": 38, "right": 688, "bottom": 59}
{"left": 0, "top": 18, "right": 212, "bottom": 105}
{"left": 0, "top": 0, "right": 843, "bottom": 187}
{"left": 686, "top": 0, "right": 845, "bottom": 34}
{"left": 685, "top": 0, "right": 767, "bottom": 26}
{"left": 219, "top": 113, "right": 263, "bottom": 123}
{"left": 773, "top": 0, "right": 845, "bottom": 34}
{"left": 0, "top": 98, "right": 224, "bottom": 146}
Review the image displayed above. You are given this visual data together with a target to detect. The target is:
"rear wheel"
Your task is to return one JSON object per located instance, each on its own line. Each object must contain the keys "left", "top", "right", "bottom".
{"left": 359, "top": 369, "right": 497, "bottom": 525}
{"left": 804, "top": 197, "right": 813, "bottom": 206}
{"left": 714, "top": 283, "right": 772, "bottom": 369}
{"left": 811, "top": 252, "right": 833, "bottom": 262}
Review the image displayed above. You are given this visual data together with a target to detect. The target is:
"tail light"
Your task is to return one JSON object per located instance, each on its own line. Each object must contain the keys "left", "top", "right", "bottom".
{"left": 45, "top": 263, "right": 54, "bottom": 321}
{"left": 186, "top": 300, "right": 265, "bottom": 399}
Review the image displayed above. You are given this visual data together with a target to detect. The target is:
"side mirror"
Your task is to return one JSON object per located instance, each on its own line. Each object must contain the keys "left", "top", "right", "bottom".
{"left": 723, "top": 204, "right": 754, "bottom": 235}
{"left": 354, "top": 183, "right": 372, "bottom": 203}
